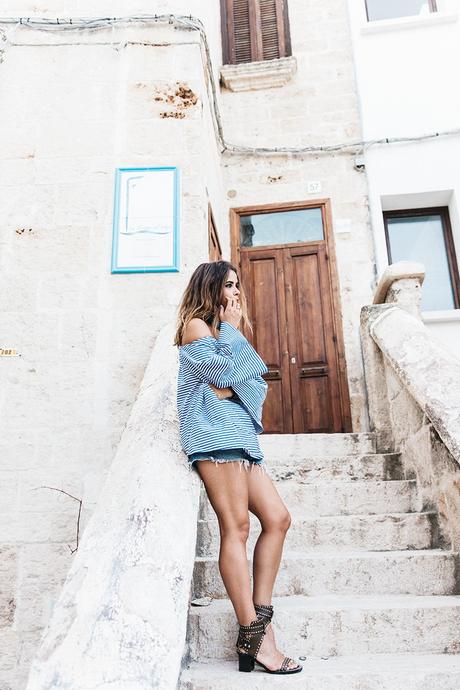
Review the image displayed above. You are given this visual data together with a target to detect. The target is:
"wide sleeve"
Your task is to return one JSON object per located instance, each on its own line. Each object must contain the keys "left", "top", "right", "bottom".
{"left": 180, "top": 321, "right": 268, "bottom": 388}
{"left": 231, "top": 375, "right": 268, "bottom": 434}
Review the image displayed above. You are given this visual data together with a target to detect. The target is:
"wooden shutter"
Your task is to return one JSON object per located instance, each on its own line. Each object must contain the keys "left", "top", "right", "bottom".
{"left": 221, "top": 0, "right": 291, "bottom": 65}
{"left": 208, "top": 205, "right": 222, "bottom": 261}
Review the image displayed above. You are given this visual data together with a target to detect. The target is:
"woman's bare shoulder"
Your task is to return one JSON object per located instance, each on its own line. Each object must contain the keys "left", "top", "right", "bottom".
{"left": 181, "top": 318, "right": 213, "bottom": 345}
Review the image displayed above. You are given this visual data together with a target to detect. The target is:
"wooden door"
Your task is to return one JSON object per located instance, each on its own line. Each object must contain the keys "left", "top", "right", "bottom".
{"left": 241, "top": 242, "right": 350, "bottom": 433}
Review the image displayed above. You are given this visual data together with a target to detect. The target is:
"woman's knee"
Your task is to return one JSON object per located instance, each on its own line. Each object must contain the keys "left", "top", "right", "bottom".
{"left": 262, "top": 509, "right": 291, "bottom": 534}
{"left": 219, "top": 517, "right": 250, "bottom": 543}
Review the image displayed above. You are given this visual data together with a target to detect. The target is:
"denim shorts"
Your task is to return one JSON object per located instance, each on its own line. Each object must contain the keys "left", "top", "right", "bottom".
{"left": 187, "top": 447, "right": 267, "bottom": 474}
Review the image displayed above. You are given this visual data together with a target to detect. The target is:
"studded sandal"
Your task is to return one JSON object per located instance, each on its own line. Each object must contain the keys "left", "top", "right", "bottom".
{"left": 254, "top": 602, "right": 274, "bottom": 627}
{"left": 236, "top": 615, "right": 303, "bottom": 674}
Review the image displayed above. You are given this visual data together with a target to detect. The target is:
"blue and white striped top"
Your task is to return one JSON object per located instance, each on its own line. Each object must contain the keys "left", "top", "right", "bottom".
{"left": 176, "top": 321, "right": 269, "bottom": 460}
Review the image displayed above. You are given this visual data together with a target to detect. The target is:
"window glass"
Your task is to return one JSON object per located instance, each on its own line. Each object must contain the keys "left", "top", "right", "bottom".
{"left": 386, "top": 213, "right": 455, "bottom": 311}
{"left": 366, "top": 0, "right": 435, "bottom": 21}
{"left": 240, "top": 208, "right": 324, "bottom": 248}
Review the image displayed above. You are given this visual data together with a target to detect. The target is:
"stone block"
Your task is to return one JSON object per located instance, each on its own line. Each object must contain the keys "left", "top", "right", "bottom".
{"left": 58, "top": 312, "right": 98, "bottom": 361}
{"left": 8, "top": 225, "right": 91, "bottom": 273}
{"left": 193, "top": 549, "right": 457, "bottom": 599}
{"left": 0, "top": 546, "right": 17, "bottom": 629}
{"left": 0, "top": 511, "right": 78, "bottom": 544}
{"left": 0, "top": 442, "right": 39, "bottom": 471}
{"left": 197, "top": 511, "right": 435, "bottom": 557}
{"left": 0, "top": 184, "right": 56, "bottom": 227}
{"left": 14, "top": 544, "right": 72, "bottom": 633}
{"left": 189, "top": 595, "right": 460, "bottom": 660}
{"left": 181, "top": 656, "right": 460, "bottom": 690}
{"left": 0, "top": 475, "right": 19, "bottom": 513}
{"left": 1, "top": 312, "right": 59, "bottom": 360}
{"left": 0, "top": 271, "right": 39, "bottom": 312}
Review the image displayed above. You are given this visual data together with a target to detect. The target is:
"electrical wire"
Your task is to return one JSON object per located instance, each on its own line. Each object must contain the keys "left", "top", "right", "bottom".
{"left": 0, "top": 13, "right": 458, "bottom": 157}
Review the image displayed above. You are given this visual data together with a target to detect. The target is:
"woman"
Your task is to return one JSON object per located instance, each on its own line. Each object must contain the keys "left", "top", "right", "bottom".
{"left": 174, "top": 260, "right": 302, "bottom": 675}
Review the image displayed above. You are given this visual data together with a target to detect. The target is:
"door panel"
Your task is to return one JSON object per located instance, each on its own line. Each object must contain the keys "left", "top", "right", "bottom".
{"left": 285, "top": 244, "right": 343, "bottom": 433}
{"left": 291, "top": 250, "right": 327, "bottom": 364}
{"left": 300, "top": 374, "right": 332, "bottom": 433}
{"left": 241, "top": 249, "right": 293, "bottom": 433}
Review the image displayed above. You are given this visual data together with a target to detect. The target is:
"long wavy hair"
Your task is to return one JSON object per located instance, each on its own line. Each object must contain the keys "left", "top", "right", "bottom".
{"left": 173, "top": 261, "right": 252, "bottom": 346}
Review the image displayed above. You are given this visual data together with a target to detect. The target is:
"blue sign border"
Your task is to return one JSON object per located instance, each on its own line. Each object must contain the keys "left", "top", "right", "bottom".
{"left": 111, "top": 166, "right": 180, "bottom": 274}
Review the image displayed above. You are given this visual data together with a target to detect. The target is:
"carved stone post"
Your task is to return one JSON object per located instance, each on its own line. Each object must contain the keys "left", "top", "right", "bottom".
{"left": 360, "top": 261, "right": 426, "bottom": 452}
{"left": 373, "top": 260, "right": 425, "bottom": 319}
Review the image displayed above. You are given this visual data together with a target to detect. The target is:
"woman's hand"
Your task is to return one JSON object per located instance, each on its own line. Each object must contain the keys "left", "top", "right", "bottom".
{"left": 208, "top": 383, "right": 234, "bottom": 400}
{"left": 219, "top": 296, "right": 242, "bottom": 329}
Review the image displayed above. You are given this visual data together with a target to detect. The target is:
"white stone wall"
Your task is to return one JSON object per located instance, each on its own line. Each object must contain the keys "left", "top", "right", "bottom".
{"left": 0, "top": 7, "right": 222, "bottom": 690}
{"left": 0, "top": 2, "right": 372, "bottom": 687}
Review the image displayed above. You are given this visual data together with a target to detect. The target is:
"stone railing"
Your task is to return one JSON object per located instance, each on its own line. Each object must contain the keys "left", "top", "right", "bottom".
{"left": 26, "top": 323, "right": 201, "bottom": 690}
{"left": 361, "top": 262, "right": 460, "bottom": 550}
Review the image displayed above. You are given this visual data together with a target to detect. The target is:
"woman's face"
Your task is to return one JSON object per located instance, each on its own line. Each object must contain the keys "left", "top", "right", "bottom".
{"left": 221, "top": 269, "right": 240, "bottom": 306}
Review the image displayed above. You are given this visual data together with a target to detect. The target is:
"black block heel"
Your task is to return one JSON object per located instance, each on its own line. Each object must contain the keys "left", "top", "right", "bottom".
{"left": 238, "top": 652, "right": 255, "bottom": 672}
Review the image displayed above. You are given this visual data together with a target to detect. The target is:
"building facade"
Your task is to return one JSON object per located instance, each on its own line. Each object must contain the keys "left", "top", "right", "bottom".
{"left": 347, "top": 0, "right": 460, "bottom": 356}
{"left": 0, "top": 0, "right": 458, "bottom": 688}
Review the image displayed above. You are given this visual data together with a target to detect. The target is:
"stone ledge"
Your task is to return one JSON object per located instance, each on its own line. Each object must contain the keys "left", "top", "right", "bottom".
{"left": 373, "top": 261, "right": 425, "bottom": 305}
{"left": 219, "top": 56, "right": 297, "bottom": 92}
{"left": 369, "top": 306, "right": 460, "bottom": 466}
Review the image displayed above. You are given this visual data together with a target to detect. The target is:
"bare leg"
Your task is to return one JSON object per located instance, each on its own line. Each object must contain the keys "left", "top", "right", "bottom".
{"left": 247, "top": 465, "right": 300, "bottom": 671}
{"left": 248, "top": 467, "right": 291, "bottom": 604}
{"left": 195, "top": 460, "right": 257, "bottom": 626}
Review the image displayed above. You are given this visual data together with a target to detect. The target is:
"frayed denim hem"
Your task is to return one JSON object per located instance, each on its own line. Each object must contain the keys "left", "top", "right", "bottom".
{"left": 187, "top": 456, "right": 268, "bottom": 476}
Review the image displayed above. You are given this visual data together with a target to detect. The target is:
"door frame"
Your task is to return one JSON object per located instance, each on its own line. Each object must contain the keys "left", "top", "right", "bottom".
{"left": 229, "top": 198, "right": 352, "bottom": 432}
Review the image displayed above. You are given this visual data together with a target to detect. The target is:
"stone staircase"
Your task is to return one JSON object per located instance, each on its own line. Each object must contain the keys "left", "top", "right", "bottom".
{"left": 180, "top": 433, "right": 460, "bottom": 689}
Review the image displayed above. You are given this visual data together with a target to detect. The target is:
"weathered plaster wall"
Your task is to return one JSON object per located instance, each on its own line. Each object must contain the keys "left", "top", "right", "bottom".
{"left": 0, "top": 8, "right": 222, "bottom": 689}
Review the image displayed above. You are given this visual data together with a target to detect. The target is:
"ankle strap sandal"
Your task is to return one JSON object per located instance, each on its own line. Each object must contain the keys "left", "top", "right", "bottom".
{"left": 254, "top": 602, "right": 273, "bottom": 627}
{"left": 236, "top": 615, "right": 303, "bottom": 675}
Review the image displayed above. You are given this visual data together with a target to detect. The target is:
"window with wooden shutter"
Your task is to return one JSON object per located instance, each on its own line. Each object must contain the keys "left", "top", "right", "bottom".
{"left": 221, "top": 0, "right": 291, "bottom": 65}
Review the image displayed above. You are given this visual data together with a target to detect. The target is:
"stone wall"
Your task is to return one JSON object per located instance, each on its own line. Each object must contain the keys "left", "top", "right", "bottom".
{"left": 0, "top": 9, "right": 221, "bottom": 690}
{"left": 360, "top": 268, "right": 460, "bottom": 551}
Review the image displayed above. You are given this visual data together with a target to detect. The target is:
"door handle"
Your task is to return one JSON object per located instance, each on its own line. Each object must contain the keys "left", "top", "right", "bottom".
{"left": 263, "top": 369, "right": 280, "bottom": 380}
{"left": 300, "top": 366, "right": 328, "bottom": 377}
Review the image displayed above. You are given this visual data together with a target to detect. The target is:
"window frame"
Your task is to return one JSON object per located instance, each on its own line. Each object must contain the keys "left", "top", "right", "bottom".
{"left": 220, "top": 0, "right": 292, "bottom": 66}
{"left": 365, "top": 0, "right": 437, "bottom": 22}
{"left": 383, "top": 206, "right": 460, "bottom": 310}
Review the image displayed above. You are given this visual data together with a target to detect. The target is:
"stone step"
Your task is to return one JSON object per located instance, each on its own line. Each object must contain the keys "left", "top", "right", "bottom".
{"left": 196, "top": 512, "right": 436, "bottom": 557}
{"left": 192, "top": 549, "right": 458, "bottom": 599}
{"left": 180, "top": 655, "right": 460, "bottom": 690}
{"left": 187, "top": 595, "right": 460, "bottom": 660}
{"left": 266, "top": 453, "right": 404, "bottom": 482}
{"left": 260, "top": 433, "right": 377, "bottom": 460}
{"left": 199, "top": 479, "right": 417, "bottom": 520}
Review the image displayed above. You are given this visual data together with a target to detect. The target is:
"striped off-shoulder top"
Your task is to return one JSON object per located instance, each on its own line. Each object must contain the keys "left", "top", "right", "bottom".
{"left": 176, "top": 321, "right": 269, "bottom": 460}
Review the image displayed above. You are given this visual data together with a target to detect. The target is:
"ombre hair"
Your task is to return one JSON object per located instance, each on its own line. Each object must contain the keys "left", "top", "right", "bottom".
{"left": 173, "top": 261, "right": 252, "bottom": 346}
